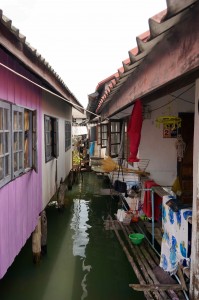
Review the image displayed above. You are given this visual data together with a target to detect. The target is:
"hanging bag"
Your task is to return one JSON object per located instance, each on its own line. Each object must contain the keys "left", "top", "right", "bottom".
{"left": 113, "top": 161, "right": 127, "bottom": 194}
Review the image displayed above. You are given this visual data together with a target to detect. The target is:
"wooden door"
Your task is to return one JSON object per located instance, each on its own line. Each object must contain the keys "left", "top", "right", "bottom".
{"left": 178, "top": 113, "right": 194, "bottom": 204}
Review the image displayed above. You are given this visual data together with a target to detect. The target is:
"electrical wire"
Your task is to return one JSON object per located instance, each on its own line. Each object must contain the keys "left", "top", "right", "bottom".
{"left": 170, "top": 94, "right": 194, "bottom": 105}
{"left": 0, "top": 61, "right": 101, "bottom": 118}
{"left": 150, "top": 84, "right": 195, "bottom": 113}
{"left": 1, "top": 60, "right": 194, "bottom": 119}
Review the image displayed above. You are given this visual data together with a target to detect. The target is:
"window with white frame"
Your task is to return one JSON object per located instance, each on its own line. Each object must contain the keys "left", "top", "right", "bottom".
{"left": 65, "top": 121, "right": 71, "bottom": 151}
{"left": 24, "top": 109, "right": 37, "bottom": 171}
{"left": 44, "top": 115, "right": 59, "bottom": 162}
{"left": 0, "top": 100, "right": 37, "bottom": 188}
{"left": 13, "top": 105, "right": 24, "bottom": 177}
{"left": 0, "top": 101, "right": 11, "bottom": 187}
{"left": 24, "top": 109, "right": 32, "bottom": 169}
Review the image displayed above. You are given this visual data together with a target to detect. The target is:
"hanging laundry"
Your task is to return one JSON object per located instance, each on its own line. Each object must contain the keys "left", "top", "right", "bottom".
{"left": 127, "top": 99, "right": 143, "bottom": 162}
{"left": 175, "top": 134, "right": 186, "bottom": 162}
{"left": 143, "top": 180, "right": 162, "bottom": 222}
{"left": 160, "top": 195, "right": 192, "bottom": 274}
{"left": 89, "top": 141, "right": 95, "bottom": 156}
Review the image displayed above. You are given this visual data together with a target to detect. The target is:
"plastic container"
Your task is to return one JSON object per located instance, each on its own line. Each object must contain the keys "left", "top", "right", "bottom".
{"left": 123, "top": 213, "right": 132, "bottom": 225}
{"left": 131, "top": 215, "right": 139, "bottom": 222}
{"left": 131, "top": 210, "right": 139, "bottom": 222}
{"left": 129, "top": 233, "right": 145, "bottom": 245}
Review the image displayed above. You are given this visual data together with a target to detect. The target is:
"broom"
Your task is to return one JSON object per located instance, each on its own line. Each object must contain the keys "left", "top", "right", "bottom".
{"left": 101, "top": 156, "right": 150, "bottom": 175}
{"left": 101, "top": 156, "right": 118, "bottom": 172}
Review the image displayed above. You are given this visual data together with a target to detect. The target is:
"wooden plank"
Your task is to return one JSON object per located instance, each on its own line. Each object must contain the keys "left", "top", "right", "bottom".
{"left": 104, "top": 220, "right": 120, "bottom": 230}
{"left": 108, "top": 216, "right": 154, "bottom": 300}
{"left": 152, "top": 266, "right": 183, "bottom": 300}
{"left": 130, "top": 283, "right": 183, "bottom": 292}
{"left": 118, "top": 220, "right": 168, "bottom": 299}
{"left": 183, "top": 267, "right": 190, "bottom": 279}
{"left": 131, "top": 223, "right": 182, "bottom": 300}
{"left": 133, "top": 223, "right": 160, "bottom": 265}
{"left": 177, "top": 264, "right": 188, "bottom": 291}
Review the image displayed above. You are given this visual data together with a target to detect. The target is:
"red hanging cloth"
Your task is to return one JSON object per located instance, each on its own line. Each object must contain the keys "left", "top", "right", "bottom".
{"left": 127, "top": 99, "right": 143, "bottom": 162}
{"left": 143, "top": 180, "right": 162, "bottom": 222}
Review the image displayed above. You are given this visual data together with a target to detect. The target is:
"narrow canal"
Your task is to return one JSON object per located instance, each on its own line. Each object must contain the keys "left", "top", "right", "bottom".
{"left": 0, "top": 172, "right": 145, "bottom": 300}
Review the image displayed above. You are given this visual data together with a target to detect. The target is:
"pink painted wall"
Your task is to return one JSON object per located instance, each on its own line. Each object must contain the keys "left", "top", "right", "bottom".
{"left": 0, "top": 48, "right": 42, "bottom": 278}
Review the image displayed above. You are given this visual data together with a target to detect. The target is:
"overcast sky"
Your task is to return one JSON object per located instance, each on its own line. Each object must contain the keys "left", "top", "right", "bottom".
{"left": 1, "top": 0, "right": 166, "bottom": 108}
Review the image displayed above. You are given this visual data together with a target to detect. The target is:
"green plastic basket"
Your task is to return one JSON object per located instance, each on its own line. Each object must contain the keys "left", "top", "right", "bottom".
{"left": 129, "top": 233, "right": 145, "bottom": 245}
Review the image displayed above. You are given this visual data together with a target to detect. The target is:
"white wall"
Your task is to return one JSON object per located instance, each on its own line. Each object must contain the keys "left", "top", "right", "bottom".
{"left": 139, "top": 86, "right": 195, "bottom": 186}
{"left": 42, "top": 91, "right": 72, "bottom": 209}
{"left": 72, "top": 126, "right": 88, "bottom": 136}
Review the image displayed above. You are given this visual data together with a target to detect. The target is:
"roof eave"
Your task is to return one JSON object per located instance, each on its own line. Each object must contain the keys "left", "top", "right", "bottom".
{"left": 0, "top": 10, "right": 83, "bottom": 109}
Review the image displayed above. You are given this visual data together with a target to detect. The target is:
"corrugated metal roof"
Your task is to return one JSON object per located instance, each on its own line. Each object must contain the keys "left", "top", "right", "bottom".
{"left": 90, "top": 0, "right": 198, "bottom": 114}
{"left": 0, "top": 9, "right": 83, "bottom": 109}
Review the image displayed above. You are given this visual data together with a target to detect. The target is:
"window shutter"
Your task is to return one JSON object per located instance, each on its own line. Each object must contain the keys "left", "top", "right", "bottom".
{"left": 90, "top": 126, "right": 96, "bottom": 142}
{"left": 65, "top": 121, "right": 71, "bottom": 151}
{"left": 44, "top": 115, "right": 49, "bottom": 162}
{"left": 69, "top": 122, "right": 71, "bottom": 149}
{"left": 32, "top": 110, "right": 38, "bottom": 173}
{"left": 54, "top": 119, "right": 59, "bottom": 158}
{"left": 12, "top": 105, "right": 24, "bottom": 177}
{"left": 97, "top": 125, "right": 101, "bottom": 145}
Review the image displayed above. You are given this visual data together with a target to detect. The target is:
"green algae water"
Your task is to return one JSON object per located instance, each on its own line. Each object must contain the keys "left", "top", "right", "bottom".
{"left": 0, "top": 172, "right": 145, "bottom": 300}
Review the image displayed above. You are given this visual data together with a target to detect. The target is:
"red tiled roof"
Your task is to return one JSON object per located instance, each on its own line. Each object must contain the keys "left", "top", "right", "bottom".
{"left": 93, "top": 7, "right": 177, "bottom": 113}
{"left": 95, "top": 72, "right": 119, "bottom": 91}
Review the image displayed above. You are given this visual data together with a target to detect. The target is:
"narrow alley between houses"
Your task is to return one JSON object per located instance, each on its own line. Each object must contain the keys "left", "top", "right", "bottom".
{"left": 0, "top": 171, "right": 146, "bottom": 300}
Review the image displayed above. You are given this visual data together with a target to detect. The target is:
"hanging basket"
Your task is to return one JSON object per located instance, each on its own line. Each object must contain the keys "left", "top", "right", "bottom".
{"left": 155, "top": 116, "right": 182, "bottom": 129}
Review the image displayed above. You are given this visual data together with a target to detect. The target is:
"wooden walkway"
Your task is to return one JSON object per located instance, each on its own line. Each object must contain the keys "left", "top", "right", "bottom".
{"left": 105, "top": 216, "right": 187, "bottom": 300}
{"left": 142, "top": 221, "right": 163, "bottom": 246}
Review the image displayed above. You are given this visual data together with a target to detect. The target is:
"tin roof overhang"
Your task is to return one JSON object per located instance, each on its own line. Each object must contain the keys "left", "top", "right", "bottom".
{"left": 0, "top": 10, "right": 83, "bottom": 111}
{"left": 92, "top": 0, "right": 198, "bottom": 119}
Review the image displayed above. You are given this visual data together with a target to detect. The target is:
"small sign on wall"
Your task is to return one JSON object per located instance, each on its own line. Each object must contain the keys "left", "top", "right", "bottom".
{"left": 163, "top": 124, "right": 178, "bottom": 138}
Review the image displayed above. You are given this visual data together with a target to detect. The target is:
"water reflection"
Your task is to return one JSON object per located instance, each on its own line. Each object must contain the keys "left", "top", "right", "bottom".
{"left": 71, "top": 199, "right": 92, "bottom": 300}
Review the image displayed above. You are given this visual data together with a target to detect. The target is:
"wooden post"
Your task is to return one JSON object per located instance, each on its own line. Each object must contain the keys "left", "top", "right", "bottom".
{"left": 41, "top": 210, "right": 47, "bottom": 255}
{"left": 57, "top": 178, "right": 67, "bottom": 210}
{"left": 67, "top": 170, "right": 73, "bottom": 190}
{"left": 190, "top": 78, "right": 199, "bottom": 299}
{"left": 32, "top": 216, "right": 41, "bottom": 264}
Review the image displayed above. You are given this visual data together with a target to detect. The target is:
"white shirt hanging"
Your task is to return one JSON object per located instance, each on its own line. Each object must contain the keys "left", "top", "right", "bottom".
{"left": 175, "top": 135, "right": 186, "bottom": 162}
